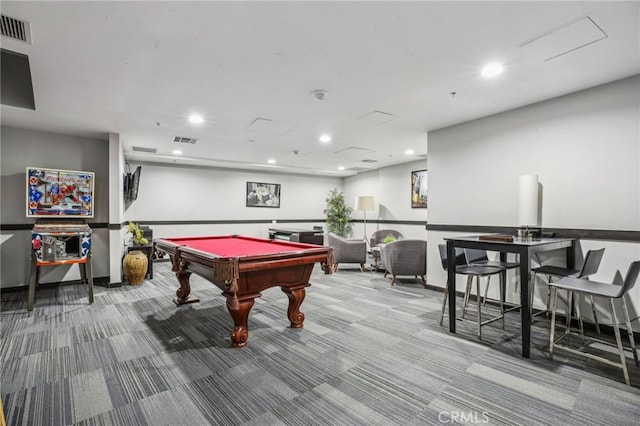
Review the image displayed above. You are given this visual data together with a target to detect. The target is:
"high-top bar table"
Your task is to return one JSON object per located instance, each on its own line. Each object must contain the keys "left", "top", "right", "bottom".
{"left": 445, "top": 235, "right": 576, "bottom": 358}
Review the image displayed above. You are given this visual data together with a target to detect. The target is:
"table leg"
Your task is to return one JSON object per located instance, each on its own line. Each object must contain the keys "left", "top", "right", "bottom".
{"left": 519, "top": 248, "right": 532, "bottom": 358}
{"left": 174, "top": 270, "right": 200, "bottom": 305}
{"left": 84, "top": 255, "right": 94, "bottom": 304}
{"left": 447, "top": 241, "right": 457, "bottom": 333}
{"left": 227, "top": 297, "right": 255, "bottom": 348}
{"left": 566, "top": 241, "right": 576, "bottom": 270}
{"left": 282, "top": 287, "right": 306, "bottom": 328}
{"left": 28, "top": 252, "right": 38, "bottom": 311}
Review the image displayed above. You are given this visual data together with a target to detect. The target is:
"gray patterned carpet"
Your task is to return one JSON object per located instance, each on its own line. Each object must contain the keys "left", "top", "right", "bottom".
{"left": 2, "top": 261, "right": 639, "bottom": 425}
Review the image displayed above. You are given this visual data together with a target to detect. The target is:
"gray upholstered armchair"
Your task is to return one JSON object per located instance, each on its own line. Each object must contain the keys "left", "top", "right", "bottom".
{"left": 381, "top": 239, "right": 427, "bottom": 286}
{"left": 327, "top": 232, "right": 367, "bottom": 272}
{"left": 370, "top": 229, "right": 404, "bottom": 247}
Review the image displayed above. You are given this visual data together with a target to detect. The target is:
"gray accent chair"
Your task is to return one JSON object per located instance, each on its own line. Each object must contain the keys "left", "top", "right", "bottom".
{"left": 380, "top": 239, "right": 427, "bottom": 286}
{"left": 370, "top": 229, "right": 404, "bottom": 247}
{"left": 327, "top": 232, "right": 367, "bottom": 272}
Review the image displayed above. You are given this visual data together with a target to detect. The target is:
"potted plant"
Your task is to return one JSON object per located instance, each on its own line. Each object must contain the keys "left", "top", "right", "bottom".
{"left": 127, "top": 222, "right": 148, "bottom": 245}
{"left": 382, "top": 235, "right": 397, "bottom": 244}
{"left": 323, "top": 188, "right": 353, "bottom": 237}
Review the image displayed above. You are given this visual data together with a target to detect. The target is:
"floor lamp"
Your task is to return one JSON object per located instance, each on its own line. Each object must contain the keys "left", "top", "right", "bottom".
{"left": 355, "top": 195, "right": 375, "bottom": 245}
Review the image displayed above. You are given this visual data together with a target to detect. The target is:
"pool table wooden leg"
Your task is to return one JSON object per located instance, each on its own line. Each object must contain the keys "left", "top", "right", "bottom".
{"left": 227, "top": 297, "right": 254, "bottom": 348}
{"left": 282, "top": 287, "right": 306, "bottom": 328}
{"left": 174, "top": 270, "right": 200, "bottom": 305}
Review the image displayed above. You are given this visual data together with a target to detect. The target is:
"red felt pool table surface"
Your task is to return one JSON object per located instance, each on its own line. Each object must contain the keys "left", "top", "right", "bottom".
{"left": 163, "top": 235, "right": 318, "bottom": 258}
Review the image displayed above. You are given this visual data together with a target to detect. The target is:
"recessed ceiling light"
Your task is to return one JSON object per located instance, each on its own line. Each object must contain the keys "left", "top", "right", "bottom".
{"left": 319, "top": 134, "right": 332, "bottom": 143}
{"left": 338, "top": 166, "right": 345, "bottom": 171}
{"left": 481, "top": 63, "right": 504, "bottom": 78}
{"left": 172, "top": 150, "right": 183, "bottom": 155}
{"left": 267, "top": 159, "right": 276, "bottom": 164}
{"left": 405, "top": 149, "right": 415, "bottom": 155}
{"left": 188, "top": 114, "right": 204, "bottom": 124}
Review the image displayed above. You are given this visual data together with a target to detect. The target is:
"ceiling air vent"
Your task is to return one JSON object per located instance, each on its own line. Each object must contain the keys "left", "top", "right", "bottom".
{"left": 173, "top": 136, "right": 198, "bottom": 144}
{"left": 360, "top": 159, "right": 378, "bottom": 163}
{"left": 1, "top": 15, "right": 31, "bottom": 44}
{"left": 132, "top": 146, "right": 157, "bottom": 153}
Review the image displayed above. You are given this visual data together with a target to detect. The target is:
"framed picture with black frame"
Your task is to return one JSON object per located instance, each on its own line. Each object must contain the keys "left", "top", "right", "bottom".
{"left": 411, "top": 169, "right": 427, "bottom": 208}
{"left": 246, "top": 181, "right": 281, "bottom": 208}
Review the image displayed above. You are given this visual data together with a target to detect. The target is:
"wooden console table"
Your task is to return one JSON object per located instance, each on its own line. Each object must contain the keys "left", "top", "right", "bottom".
{"left": 268, "top": 228, "right": 324, "bottom": 245}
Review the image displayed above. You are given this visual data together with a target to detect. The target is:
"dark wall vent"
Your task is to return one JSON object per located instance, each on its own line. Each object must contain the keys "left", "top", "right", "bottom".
{"left": 132, "top": 146, "right": 157, "bottom": 153}
{"left": 1, "top": 15, "right": 31, "bottom": 44}
{"left": 173, "top": 136, "right": 198, "bottom": 144}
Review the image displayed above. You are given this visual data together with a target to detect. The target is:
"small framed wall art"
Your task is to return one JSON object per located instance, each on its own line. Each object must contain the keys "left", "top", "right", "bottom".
{"left": 411, "top": 169, "right": 427, "bottom": 208}
{"left": 246, "top": 181, "right": 281, "bottom": 208}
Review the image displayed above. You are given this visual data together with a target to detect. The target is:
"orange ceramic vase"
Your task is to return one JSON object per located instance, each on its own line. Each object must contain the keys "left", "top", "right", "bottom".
{"left": 123, "top": 250, "right": 148, "bottom": 285}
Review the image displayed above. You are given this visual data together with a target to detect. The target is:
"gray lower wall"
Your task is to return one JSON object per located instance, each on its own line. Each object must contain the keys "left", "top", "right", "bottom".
{"left": 1, "top": 126, "right": 110, "bottom": 287}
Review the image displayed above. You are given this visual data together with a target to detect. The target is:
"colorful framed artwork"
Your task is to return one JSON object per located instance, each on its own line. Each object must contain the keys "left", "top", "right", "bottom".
{"left": 26, "top": 166, "right": 95, "bottom": 217}
{"left": 411, "top": 169, "right": 427, "bottom": 208}
{"left": 246, "top": 182, "right": 281, "bottom": 208}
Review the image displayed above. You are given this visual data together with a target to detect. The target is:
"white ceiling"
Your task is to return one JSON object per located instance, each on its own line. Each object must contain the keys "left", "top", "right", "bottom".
{"left": 1, "top": 1, "right": 638, "bottom": 176}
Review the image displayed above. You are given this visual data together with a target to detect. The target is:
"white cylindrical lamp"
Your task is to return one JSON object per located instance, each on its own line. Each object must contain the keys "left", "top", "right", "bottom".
{"left": 518, "top": 175, "right": 539, "bottom": 228}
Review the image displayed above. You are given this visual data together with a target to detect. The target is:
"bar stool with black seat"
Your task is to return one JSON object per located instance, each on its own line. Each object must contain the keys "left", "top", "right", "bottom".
{"left": 438, "top": 244, "right": 505, "bottom": 339}
{"left": 548, "top": 260, "right": 640, "bottom": 385}
{"left": 463, "top": 248, "right": 520, "bottom": 311}
{"left": 532, "top": 248, "right": 605, "bottom": 333}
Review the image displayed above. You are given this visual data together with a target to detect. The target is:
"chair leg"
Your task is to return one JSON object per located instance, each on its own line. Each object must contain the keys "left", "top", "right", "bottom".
{"left": 621, "top": 296, "right": 639, "bottom": 367}
{"left": 590, "top": 295, "right": 601, "bottom": 335}
{"left": 420, "top": 275, "right": 426, "bottom": 288}
{"left": 462, "top": 275, "right": 473, "bottom": 319}
{"left": 575, "top": 294, "right": 584, "bottom": 336}
{"left": 565, "top": 291, "right": 574, "bottom": 338}
{"left": 549, "top": 287, "right": 559, "bottom": 360}
{"left": 545, "top": 286, "right": 551, "bottom": 317}
{"left": 545, "top": 275, "right": 554, "bottom": 317}
{"left": 482, "top": 275, "right": 490, "bottom": 307}
{"left": 610, "top": 298, "right": 630, "bottom": 385}
{"left": 499, "top": 272, "right": 505, "bottom": 330}
{"left": 476, "top": 276, "right": 482, "bottom": 339}
{"left": 390, "top": 274, "right": 396, "bottom": 286}
{"left": 439, "top": 280, "right": 449, "bottom": 327}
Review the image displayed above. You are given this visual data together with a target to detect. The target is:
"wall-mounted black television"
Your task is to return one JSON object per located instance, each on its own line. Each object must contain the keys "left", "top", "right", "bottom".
{"left": 124, "top": 166, "right": 141, "bottom": 201}
{"left": 26, "top": 167, "right": 95, "bottom": 218}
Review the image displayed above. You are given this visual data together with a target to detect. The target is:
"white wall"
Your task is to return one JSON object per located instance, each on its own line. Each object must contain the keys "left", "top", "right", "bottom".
{"left": 343, "top": 159, "right": 428, "bottom": 241}
{"left": 122, "top": 162, "right": 342, "bottom": 240}
{"left": 0, "top": 126, "right": 110, "bottom": 287}
{"left": 426, "top": 76, "right": 640, "bottom": 329}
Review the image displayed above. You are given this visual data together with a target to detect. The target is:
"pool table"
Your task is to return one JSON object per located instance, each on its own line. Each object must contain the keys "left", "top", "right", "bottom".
{"left": 153, "top": 235, "right": 334, "bottom": 348}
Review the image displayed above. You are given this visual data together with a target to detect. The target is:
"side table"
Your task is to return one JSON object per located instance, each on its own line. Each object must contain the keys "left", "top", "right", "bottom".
{"left": 370, "top": 244, "right": 386, "bottom": 271}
